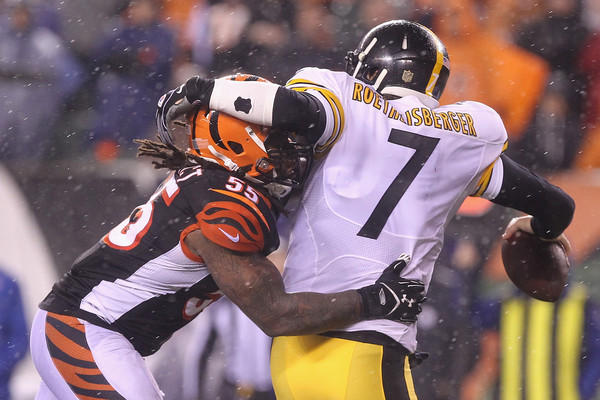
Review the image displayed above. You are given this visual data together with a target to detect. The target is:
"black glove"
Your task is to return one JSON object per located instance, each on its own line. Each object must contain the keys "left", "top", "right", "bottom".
{"left": 156, "top": 76, "right": 214, "bottom": 145}
{"left": 357, "top": 254, "right": 426, "bottom": 323}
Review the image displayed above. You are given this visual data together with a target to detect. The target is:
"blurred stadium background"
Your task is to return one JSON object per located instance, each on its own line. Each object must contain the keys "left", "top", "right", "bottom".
{"left": 3, "top": 0, "right": 600, "bottom": 399}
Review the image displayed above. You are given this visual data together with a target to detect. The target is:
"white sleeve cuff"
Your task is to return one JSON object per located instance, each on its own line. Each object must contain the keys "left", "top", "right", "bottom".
{"left": 209, "top": 79, "right": 278, "bottom": 126}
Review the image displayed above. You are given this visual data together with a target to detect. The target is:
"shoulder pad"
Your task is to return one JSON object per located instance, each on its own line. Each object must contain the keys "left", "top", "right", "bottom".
{"left": 196, "top": 188, "right": 278, "bottom": 254}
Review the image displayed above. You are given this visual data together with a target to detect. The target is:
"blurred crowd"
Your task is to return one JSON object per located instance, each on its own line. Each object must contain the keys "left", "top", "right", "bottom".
{"left": 0, "top": 0, "right": 599, "bottom": 170}
{"left": 3, "top": 0, "right": 600, "bottom": 399}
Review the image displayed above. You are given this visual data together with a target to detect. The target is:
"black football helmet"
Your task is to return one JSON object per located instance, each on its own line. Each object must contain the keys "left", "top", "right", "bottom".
{"left": 345, "top": 20, "right": 450, "bottom": 108}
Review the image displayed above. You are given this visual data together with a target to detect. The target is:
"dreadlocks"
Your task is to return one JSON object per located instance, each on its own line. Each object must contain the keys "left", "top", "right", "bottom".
{"left": 135, "top": 138, "right": 288, "bottom": 215}
{"left": 135, "top": 139, "right": 247, "bottom": 179}
{"left": 134, "top": 139, "right": 201, "bottom": 170}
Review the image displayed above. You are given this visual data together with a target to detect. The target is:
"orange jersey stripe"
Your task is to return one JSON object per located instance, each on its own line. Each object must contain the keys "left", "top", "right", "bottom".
{"left": 180, "top": 223, "right": 205, "bottom": 262}
{"left": 209, "top": 188, "right": 270, "bottom": 229}
{"left": 198, "top": 200, "right": 266, "bottom": 252}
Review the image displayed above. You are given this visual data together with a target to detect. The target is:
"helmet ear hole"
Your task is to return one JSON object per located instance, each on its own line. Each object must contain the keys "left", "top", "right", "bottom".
{"left": 365, "top": 66, "right": 379, "bottom": 81}
{"left": 228, "top": 141, "right": 244, "bottom": 154}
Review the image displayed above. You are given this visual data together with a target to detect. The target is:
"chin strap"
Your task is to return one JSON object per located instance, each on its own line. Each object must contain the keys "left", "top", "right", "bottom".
{"left": 207, "top": 145, "right": 240, "bottom": 172}
{"left": 264, "top": 182, "right": 292, "bottom": 199}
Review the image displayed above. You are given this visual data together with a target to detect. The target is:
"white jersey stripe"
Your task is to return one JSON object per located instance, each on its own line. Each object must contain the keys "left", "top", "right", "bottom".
{"left": 80, "top": 242, "right": 210, "bottom": 322}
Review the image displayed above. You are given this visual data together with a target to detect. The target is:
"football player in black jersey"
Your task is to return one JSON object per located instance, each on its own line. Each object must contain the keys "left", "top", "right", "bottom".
{"left": 30, "top": 77, "right": 427, "bottom": 400}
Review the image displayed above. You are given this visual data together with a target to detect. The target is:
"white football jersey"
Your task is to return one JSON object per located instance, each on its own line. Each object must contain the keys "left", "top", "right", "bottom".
{"left": 283, "top": 67, "right": 508, "bottom": 352}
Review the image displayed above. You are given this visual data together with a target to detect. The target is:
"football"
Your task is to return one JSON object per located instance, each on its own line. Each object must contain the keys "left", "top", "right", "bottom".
{"left": 501, "top": 231, "right": 570, "bottom": 302}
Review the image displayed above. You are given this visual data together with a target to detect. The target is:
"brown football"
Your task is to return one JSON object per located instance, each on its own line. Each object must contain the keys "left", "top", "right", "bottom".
{"left": 501, "top": 231, "right": 570, "bottom": 302}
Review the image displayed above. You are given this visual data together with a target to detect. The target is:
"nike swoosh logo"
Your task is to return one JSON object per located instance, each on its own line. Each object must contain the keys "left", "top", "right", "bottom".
{"left": 218, "top": 228, "right": 240, "bottom": 243}
{"left": 176, "top": 84, "right": 184, "bottom": 94}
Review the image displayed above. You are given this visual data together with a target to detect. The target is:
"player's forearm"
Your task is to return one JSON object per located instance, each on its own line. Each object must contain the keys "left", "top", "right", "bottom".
{"left": 186, "top": 230, "right": 423, "bottom": 337}
{"left": 492, "top": 155, "right": 575, "bottom": 238}
{"left": 186, "top": 230, "right": 364, "bottom": 336}
{"left": 208, "top": 249, "right": 363, "bottom": 337}
{"left": 207, "top": 79, "right": 278, "bottom": 125}
{"left": 271, "top": 87, "right": 326, "bottom": 144}
{"left": 237, "top": 256, "right": 425, "bottom": 336}
{"left": 186, "top": 77, "right": 325, "bottom": 144}
{"left": 252, "top": 290, "right": 363, "bottom": 337}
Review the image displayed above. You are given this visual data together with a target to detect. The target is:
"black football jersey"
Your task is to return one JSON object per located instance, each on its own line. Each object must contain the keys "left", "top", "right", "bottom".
{"left": 39, "top": 165, "right": 280, "bottom": 356}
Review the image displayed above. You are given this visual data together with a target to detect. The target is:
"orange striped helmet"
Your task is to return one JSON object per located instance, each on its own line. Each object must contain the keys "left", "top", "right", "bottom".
{"left": 188, "top": 109, "right": 271, "bottom": 177}
{"left": 188, "top": 74, "right": 313, "bottom": 194}
{"left": 188, "top": 74, "right": 272, "bottom": 177}
{"left": 222, "top": 73, "right": 270, "bottom": 83}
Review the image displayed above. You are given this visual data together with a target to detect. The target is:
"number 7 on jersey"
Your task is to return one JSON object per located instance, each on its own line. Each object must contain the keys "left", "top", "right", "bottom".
{"left": 358, "top": 129, "right": 439, "bottom": 240}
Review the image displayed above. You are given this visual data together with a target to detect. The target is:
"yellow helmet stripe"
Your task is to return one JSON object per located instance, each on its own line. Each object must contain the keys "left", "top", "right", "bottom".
{"left": 286, "top": 78, "right": 345, "bottom": 153}
{"left": 422, "top": 26, "right": 447, "bottom": 97}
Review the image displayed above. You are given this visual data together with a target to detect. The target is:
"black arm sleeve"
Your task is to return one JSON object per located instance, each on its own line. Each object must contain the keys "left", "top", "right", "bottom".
{"left": 272, "top": 87, "right": 327, "bottom": 145}
{"left": 491, "top": 155, "right": 575, "bottom": 239}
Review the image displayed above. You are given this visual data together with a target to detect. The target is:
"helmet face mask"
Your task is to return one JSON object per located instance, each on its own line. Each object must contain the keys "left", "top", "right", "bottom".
{"left": 346, "top": 19, "right": 450, "bottom": 108}
{"left": 262, "top": 133, "right": 313, "bottom": 188}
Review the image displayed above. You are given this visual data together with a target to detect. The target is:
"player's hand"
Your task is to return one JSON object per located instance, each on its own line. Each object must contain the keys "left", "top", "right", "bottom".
{"left": 502, "top": 216, "right": 534, "bottom": 239}
{"left": 357, "top": 254, "right": 426, "bottom": 323}
{"left": 502, "top": 215, "right": 571, "bottom": 254}
{"left": 156, "top": 83, "right": 191, "bottom": 145}
{"left": 156, "top": 76, "right": 214, "bottom": 145}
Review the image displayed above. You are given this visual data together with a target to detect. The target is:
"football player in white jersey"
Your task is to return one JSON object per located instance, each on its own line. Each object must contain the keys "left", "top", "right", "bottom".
{"left": 30, "top": 75, "right": 428, "bottom": 400}
{"left": 158, "top": 21, "right": 574, "bottom": 400}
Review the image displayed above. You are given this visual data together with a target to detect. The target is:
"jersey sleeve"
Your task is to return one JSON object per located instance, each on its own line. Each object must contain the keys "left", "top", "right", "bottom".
{"left": 471, "top": 147, "right": 507, "bottom": 200}
{"left": 178, "top": 168, "right": 280, "bottom": 255}
{"left": 454, "top": 101, "right": 509, "bottom": 199}
{"left": 196, "top": 190, "right": 277, "bottom": 254}
{"left": 285, "top": 67, "right": 346, "bottom": 154}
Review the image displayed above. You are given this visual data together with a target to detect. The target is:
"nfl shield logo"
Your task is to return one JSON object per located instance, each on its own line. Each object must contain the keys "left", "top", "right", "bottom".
{"left": 402, "top": 70, "right": 414, "bottom": 83}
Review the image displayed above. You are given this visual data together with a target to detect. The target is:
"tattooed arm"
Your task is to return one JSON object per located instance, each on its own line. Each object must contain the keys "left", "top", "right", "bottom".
{"left": 185, "top": 230, "right": 362, "bottom": 336}
{"left": 185, "top": 230, "right": 426, "bottom": 335}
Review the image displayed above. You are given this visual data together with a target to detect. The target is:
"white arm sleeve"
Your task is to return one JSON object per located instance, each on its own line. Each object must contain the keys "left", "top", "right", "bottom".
{"left": 208, "top": 79, "right": 279, "bottom": 126}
